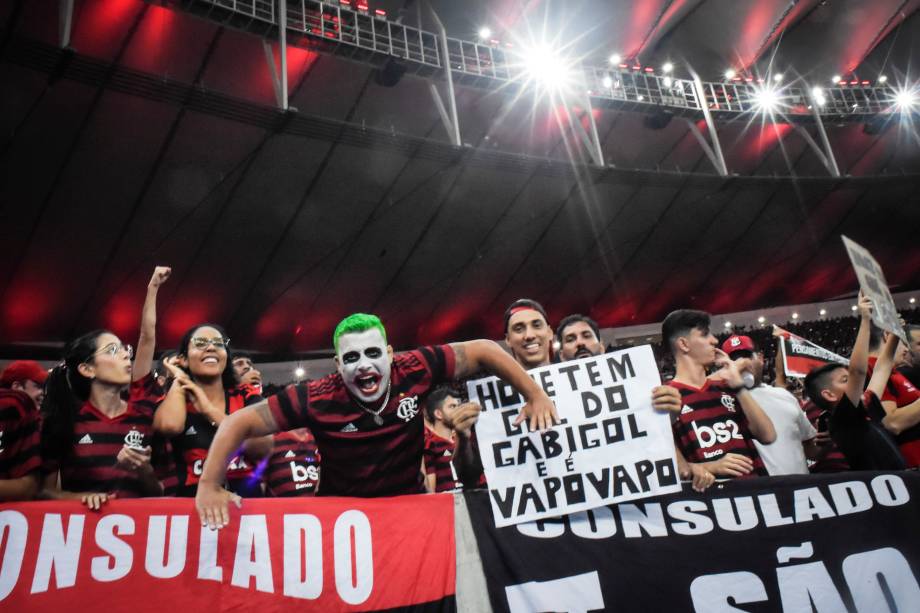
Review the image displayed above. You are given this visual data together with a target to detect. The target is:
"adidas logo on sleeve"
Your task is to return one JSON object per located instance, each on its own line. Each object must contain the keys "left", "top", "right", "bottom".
{"left": 340, "top": 423, "right": 358, "bottom": 433}
{"left": 78, "top": 434, "right": 93, "bottom": 444}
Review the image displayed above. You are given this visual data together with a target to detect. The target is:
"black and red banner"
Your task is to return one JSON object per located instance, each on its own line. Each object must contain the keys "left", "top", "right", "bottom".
{"left": 467, "top": 471, "right": 920, "bottom": 612}
{"left": 0, "top": 494, "right": 456, "bottom": 612}
{"left": 775, "top": 325, "right": 848, "bottom": 378}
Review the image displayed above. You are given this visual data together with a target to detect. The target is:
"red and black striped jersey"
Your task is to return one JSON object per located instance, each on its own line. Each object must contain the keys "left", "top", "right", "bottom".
{"left": 424, "top": 427, "right": 460, "bottom": 492}
{"left": 268, "top": 345, "right": 456, "bottom": 497}
{"left": 265, "top": 429, "right": 320, "bottom": 497}
{"left": 168, "top": 383, "right": 262, "bottom": 496}
{"left": 802, "top": 400, "right": 850, "bottom": 473}
{"left": 0, "top": 389, "right": 41, "bottom": 480}
{"left": 668, "top": 379, "right": 767, "bottom": 477}
{"left": 46, "top": 375, "right": 164, "bottom": 498}
{"left": 866, "top": 356, "right": 920, "bottom": 467}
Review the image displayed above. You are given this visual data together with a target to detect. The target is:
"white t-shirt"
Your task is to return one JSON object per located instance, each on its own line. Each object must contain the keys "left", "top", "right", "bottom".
{"left": 750, "top": 385, "right": 816, "bottom": 475}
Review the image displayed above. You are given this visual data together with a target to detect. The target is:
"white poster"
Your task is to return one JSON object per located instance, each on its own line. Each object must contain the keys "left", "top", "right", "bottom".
{"left": 842, "top": 235, "right": 907, "bottom": 344}
{"left": 466, "top": 345, "right": 681, "bottom": 527}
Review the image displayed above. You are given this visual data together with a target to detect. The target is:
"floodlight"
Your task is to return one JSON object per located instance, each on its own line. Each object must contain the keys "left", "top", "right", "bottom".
{"left": 757, "top": 316, "right": 766, "bottom": 323}
{"left": 294, "top": 367, "right": 305, "bottom": 378}
{"left": 792, "top": 312, "right": 799, "bottom": 319}
{"left": 724, "top": 321, "right": 732, "bottom": 328}
{"left": 831, "top": 75, "right": 841, "bottom": 83}
{"left": 521, "top": 44, "right": 572, "bottom": 90}
{"left": 663, "top": 76, "right": 673, "bottom": 88}
{"left": 773, "top": 73, "right": 783, "bottom": 82}
{"left": 724, "top": 68, "right": 736, "bottom": 80}
{"left": 609, "top": 53, "right": 621, "bottom": 65}
{"left": 752, "top": 85, "right": 780, "bottom": 111}
{"left": 879, "top": 75, "right": 888, "bottom": 84}
{"left": 895, "top": 88, "right": 916, "bottom": 110}
{"left": 819, "top": 309, "right": 827, "bottom": 316}
{"left": 811, "top": 86, "right": 826, "bottom": 105}
{"left": 478, "top": 27, "right": 492, "bottom": 40}
{"left": 662, "top": 62, "right": 673, "bottom": 73}
{"left": 910, "top": 297, "right": 917, "bottom": 304}
{"left": 601, "top": 75, "right": 613, "bottom": 88}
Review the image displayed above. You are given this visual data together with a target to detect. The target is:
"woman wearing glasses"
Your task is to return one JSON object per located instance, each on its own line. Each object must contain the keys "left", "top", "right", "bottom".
{"left": 39, "top": 267, "right": 172, "bottom": 509}
{"left": 154, "top": 324, "right": 269, "bottom": 497}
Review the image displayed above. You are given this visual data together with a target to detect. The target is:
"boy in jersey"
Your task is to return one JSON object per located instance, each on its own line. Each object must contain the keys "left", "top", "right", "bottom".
{"left": 663, "top": 309, "right": 776, "bottom": 478}
{"left": 804, "top": 294, "right": 906, "bottom": 470}
{"left": 196, "top": 313, "right": 559, "bottom": 528}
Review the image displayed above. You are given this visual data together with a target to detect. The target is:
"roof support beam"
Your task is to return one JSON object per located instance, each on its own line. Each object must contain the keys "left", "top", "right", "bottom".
{"left": 58, "top": 0, "right": 73, "bottom": 48}
{"left": 263, "top": 0, "right": 289, "bottom": 110}
{"left": 688, "top": 75, "right": 728, "bottom": 176}
{"left": 797, "top": 93, "right": 841, "bottom": 177}
{"left": 425, "top": 1, "right": 461, "bottom": 146}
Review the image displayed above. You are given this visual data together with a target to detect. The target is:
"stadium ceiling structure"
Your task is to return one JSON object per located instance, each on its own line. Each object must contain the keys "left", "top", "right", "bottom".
{"left": 1, "top": 0, "right": 919, "bottom": 360}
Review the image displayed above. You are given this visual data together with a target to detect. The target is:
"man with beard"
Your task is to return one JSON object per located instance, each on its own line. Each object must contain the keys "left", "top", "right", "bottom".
{"left": 722, "top": 335, "right": 827, "bottom": 475}
{"left": 196, "top": 313, "right": 559, "bottom": 528}
{"left": 557, "top": 314, "right": 606, "bottom": 362}
{"left": 231, "top": 353, "right": 263, "bottom": 393}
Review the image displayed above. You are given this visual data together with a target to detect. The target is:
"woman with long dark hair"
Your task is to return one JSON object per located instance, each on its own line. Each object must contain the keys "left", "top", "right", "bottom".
{"left": 40, "top": 267, "right": 171, "bottom": 509}
{"left": 154, "top": 324, "right": 269, "bottom": 497}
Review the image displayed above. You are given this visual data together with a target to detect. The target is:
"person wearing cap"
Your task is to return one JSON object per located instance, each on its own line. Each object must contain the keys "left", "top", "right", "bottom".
{"left": 0, "top": 360, "right": 48, "bottom": 407}
{"left": 0, "top": 361, "right": 46, "bottom": 500}
{"left": 722, "top": 334, "right": 824, "bottom": 475}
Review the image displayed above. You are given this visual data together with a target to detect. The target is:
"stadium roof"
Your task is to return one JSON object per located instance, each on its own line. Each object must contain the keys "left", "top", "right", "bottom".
{"left": 1, "top": 0, "right": 919, "bottom": 358}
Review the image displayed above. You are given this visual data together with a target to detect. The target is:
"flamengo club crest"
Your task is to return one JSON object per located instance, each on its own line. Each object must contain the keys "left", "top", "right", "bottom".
{"left": 721, "top": 394, "right": 737, "bottom": 412}
{"left": 124, "top": 429, "right": 144, "bottom": 449}
{"left": 396, "top": 395, "right": 419, "bottom": 422}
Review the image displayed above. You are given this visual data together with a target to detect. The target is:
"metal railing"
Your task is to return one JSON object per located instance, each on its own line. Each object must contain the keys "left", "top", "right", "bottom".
{"left": 165, "top": 0, "right": 899, "bottom": 122}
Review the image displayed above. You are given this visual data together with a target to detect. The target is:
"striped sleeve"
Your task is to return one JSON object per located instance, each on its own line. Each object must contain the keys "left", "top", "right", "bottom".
{"left": 267, "top": 383, "right": 312, "bottom": 432}
{"left": 415, "top": 344, "right": 456, "bottom": 384}
{"left": 1, "top": 408, "right": 41, "bottom": 479}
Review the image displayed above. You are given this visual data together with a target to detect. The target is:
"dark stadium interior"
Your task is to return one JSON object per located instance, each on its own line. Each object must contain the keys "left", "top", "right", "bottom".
{"left": 2, "top": 0, "right": 919, "bottom": 360}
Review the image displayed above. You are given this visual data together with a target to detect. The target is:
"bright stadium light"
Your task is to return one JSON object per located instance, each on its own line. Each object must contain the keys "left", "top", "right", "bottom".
{"left": 724, "top": 321, "right": 732, "bottom": 328}
{"left": 724, "top": 68, "right": 736, "bottom": 80}
{"left": 478, "top": 26, "right": 492, "bottom": 40}
{"left": 773, "top": 73, "right": 784, "bottom": 82}
{"left": 811, "top": 86, "right": 826, "bottom": 106}
{"left": 609, "top": 53, "right": 621, "bottom": 65}
{"left": 878, "top": 75, "right": 888, "bottom": 84}
{"left": 895, "top": 87, "right": 917, "bottom": 111}
{"left": 663, "top": 76, "right": 673, "bottom": 87}
{"left": 521, "top": 44, "right": 572, "bottom": 90}
{"left": 601, "top": 75, "right": 613, "bottom": 88}
{"left": 911, "top": 297, "right": 917, "bottom": 304}
{"left": 294, "top": 366, "right": 305, "bottom": 378}
{"left": 831, "top": 74, "right": 841, "bottom": 83}
{"left": 753, "top": 85, "right": 780, "bottom": 112}
{"left": 792, "top": 312, "right": 799, "bottom": 319}
{"left": 662, "top": 61, "right": 673, "bottom": 73}
{"left": 819, "top": 308, "right": 827, "bottom": 316}
{"left": 757, "top": 316, "right": 766, "bottom": 324}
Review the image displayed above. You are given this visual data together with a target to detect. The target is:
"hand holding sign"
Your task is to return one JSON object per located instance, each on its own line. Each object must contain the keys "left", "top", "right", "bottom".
{"left": 513, "top": 389, "right": 559, "bottom": 432}
{"left": 445, "top": 402, "right": 482, "bottom": 436}
{"left": 842, "top": 236, "right": 907, "bottom": 344}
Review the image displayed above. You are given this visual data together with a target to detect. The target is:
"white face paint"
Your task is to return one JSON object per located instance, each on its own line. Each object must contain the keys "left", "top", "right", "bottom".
{"left": 336, "top": 328, "right": 392, "bottom": 403}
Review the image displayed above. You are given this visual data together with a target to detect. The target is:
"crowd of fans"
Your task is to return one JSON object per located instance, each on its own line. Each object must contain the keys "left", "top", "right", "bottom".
{"left": 1, "top": 266, "right": 919, "bottom": 521}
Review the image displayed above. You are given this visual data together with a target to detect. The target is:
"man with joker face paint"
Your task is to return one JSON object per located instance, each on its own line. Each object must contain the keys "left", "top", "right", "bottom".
{"left": 195, "top": 313, "right": 559, "bottom": 529}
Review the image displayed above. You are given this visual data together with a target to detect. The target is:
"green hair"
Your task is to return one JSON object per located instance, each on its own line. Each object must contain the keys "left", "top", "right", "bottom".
{"left": 333, "top": 313, "right": 387, "bottom": 352}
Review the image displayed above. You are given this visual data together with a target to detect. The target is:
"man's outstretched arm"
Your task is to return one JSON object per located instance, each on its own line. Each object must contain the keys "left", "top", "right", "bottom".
{"left": 196, "top": 401, "right": 279, "bottom": 529}
{"left": 450, "top": 340, "right": 559, "bottom": 431}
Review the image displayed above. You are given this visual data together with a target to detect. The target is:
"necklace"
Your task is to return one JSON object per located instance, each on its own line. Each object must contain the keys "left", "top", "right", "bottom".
{"left": 352, "top": 381, "right": 391, "bottom": 426}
